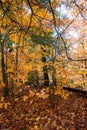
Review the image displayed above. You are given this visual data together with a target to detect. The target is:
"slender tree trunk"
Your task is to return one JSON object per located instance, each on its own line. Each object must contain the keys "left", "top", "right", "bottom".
{"left": 49, "top": 81, "right": 55, "bottom": 108}
{"left": 52, "top": 67, "right": 57, "bottom": 86}
{"left": 14, "top": 46, "right": 19, "bottom": 84}
{"left": 5, "top": 46, "right": 9, "bottom": 92}
{"left": 15, "top": 46, "right": 18, "bottom": 71}
{"left": 1, "top": 42, "right": 9, "bottom": 97}
{"left": 42, "top": 56, "right": 49, "bottom": 86}
{"left": 49, "top": 47, "right": 56, "bottom": 108}
{"left": 41, "top": 46, "right": 49, "bottom": 86}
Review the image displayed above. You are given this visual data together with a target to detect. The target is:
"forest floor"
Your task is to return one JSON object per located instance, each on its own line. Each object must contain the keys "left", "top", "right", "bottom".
{"left": 0, "top": 84, "right": 87, "bottom": 130}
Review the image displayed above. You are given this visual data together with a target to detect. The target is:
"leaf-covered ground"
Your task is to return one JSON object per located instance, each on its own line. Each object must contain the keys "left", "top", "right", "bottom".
{"left": 0, "top": 85, "right": 87, "bottom": 130}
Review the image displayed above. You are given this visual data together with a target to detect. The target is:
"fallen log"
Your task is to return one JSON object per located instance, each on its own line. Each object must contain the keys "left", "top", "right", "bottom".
{"left": 63, "top": 87, "right": 87, "bottom": 97}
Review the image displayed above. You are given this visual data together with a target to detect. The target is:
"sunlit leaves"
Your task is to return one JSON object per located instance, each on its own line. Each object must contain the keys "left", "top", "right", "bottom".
{"left": 36, "top": 89, "right": 49, "bottom": 99}
{"left": 1, "top": 0, "right": 5, "bottom": 2}
{"left": 10, "top": 34, "right": 18, "bottom": 42}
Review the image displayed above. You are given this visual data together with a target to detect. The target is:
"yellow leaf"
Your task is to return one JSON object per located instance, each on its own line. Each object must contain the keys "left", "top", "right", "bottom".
{"left": 0, "top": 103, "right": 3, "bottom": 109}
{"left": 10, "top": 34, "right": 18, "bottom": 42}
{"left": 34, "top": 125, "right": 38, "bottom": 130}
{"left": 4, "top": 102, "right": 11, "bottom": 109}
{"left": 29, "top": 90, "right": 35, "bottom": 97}
{"left": 15, "top": 98, "right": 19, "bottom": 102}
{"left": 30, "top": 100, "right": 33, "bottom": 104}
{"left": 19, "top": 89, "right": 22, "bottom": 92}
{"left": 1, "top": 97, "right": 5, "bottom": 102}
{"left": 42, "top": 94, "right": 49, "bottom": 99}
{"left": 7, "top": 102, "right": 11, "bottom": 105}
{"left": 4, "top": 103, "right": 8, "bottom": 110}
{"left": 81, "top": 71, "right": 87, "bottom": 75}
{"left": 1, "top": 83, "right": 5, "bottom": 88}
{"left": 23, "top": 96, "right": 28, "bottom": 101}
{"left": 36, "top": 117, "right": 40, "bottom": 121}
{"left": 52, "top": 120, "right": 57, "bottom": 127}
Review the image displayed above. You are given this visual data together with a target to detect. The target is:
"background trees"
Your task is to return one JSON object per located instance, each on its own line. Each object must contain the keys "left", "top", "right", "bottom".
{"left": 0, "top": 0, "right": 87, "bottom": 100}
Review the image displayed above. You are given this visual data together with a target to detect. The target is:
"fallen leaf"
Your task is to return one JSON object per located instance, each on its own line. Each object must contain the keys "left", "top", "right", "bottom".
{"left": 36, "top": 117, "right": 40, "bottom": 121}
{"left": 4, "top": 103, "right": 8, "bottom": 110}
{"left": 29, "top": 90, "right": 35, "bottom": 97}
{"left": 23, "top": 96, "right": 28, "bottom": 101}
{"left": 1, "top": 97, "right": 5, "bottom": 102}
{"left": 34, "top": 125, "right": 38, "bottom": 130}
{"left": 7, "top": 102, "right": 11, "bottom": 105}
{"left": 30, "top": 100, "right": 33, "bottom": 104}
{"left": 19, "top": 89, "right": 22, "bottom": 92}
{"left": 0, "top": 103, "right": 3, "bottom": 109}
{"left": 15, "top": 98, "right": 19, "bottom": 102}
{"left": 52, "top": 120, "right": 57, "bottom": 127}
{"left": 4, "top": 102, "right": 11, "bottom": 110}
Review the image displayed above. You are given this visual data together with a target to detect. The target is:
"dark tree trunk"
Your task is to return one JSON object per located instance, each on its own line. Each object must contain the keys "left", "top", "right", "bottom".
{"left": 42, "top": 55, "right": 49, "bottom": 86}
{"left": 1, "top": 42, "right": 9, "bottom": 97}
{"left": 52, "top": 67, "right": 57, "bottom": 86}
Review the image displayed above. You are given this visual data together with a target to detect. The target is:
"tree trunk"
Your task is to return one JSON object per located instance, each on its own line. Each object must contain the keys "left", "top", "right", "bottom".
{"left": 1, "top": 42, "right": 9, "bottom": 97}
{"left": 15, "top": 46, "right": 18, "bottom": 71}
{"left": 42, "top": 56, "right": 49, "bottom": 86}
{"left": 52, "top": 67, "right": 57, "bottom": 86}
{"left": 41, "top": 46, "right": 49, "bottom": 87}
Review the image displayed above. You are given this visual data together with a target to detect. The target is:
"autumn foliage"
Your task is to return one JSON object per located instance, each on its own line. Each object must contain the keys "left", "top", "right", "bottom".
{"left": 0, "top": 0, "right": 87, "bottom": 129}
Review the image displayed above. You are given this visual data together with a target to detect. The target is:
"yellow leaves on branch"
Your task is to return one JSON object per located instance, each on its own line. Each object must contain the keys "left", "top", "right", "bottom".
{"left": 10, "top": 34, "right": 18, "bottom": 42}
{"left": 80, "top": 70, "right": 87, "bottom": 75}
{"left": 37, "top": 9, "right": 47, "bottom": 18}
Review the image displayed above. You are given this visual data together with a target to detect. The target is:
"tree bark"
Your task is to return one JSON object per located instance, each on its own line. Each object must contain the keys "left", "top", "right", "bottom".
{"left": 15, "top": 46, "right": 18, "bottom": 71}
{"left": 42, "top": 56, "right": 49, "bottom": 86}
{"left": 1, "top": 42, "right": 9, "bottom": 97}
